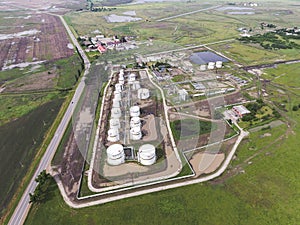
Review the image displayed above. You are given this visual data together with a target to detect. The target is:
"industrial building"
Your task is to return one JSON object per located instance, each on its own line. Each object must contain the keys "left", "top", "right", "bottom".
{"left": 232, "top": 105, "right": 251, "bottom": 118}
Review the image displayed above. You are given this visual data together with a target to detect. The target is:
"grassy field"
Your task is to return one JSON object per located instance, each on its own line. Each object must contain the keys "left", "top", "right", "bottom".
{"left": 0, "top": 93, "right": 60, "bottom": 126}
{"left": 170, "top": 119, "right": 217, "bottom": 141}
{"left": 0, "top": 98, "right": 64, "bottom": 217}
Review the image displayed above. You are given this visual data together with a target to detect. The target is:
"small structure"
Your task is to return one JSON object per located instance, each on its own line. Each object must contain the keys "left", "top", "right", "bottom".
{"left": 232, "top": 105, "right": 251, "bottom": 118}
{"left": 178, "top": 89, "right": 188, "bottom": 101}
{"left": 111, "top": 107, "right": 122, "bottom": 118}
{"left": 110, "top": 118, "right": 120, "bottom": 129}
{"left": 130, "top": 127, "right": 142, "bottom": 140}
{"left": 138, "top": 88, "right": 150, "bottom": 100}
{"left": 107, "top": 128, "right": 120, "bottom": 142}
{"left": 130, "top": 116, "right": 141, "bottom": 128}
{"left": 106, "top": 144, "right": 125, "bottom": 166}
{"left": 130, "top": 106, "right": 140, "bottom": 117}
{"left": 138, "top": 144, "right": 156, "bottom": 166}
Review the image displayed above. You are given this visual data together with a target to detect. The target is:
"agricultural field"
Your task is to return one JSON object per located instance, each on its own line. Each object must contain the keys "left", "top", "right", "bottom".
{"left": 0, "top": 1, "right": 85, "bottom": 221}
{"left": 0, "top": 98, "right": 64, "bottom": 217}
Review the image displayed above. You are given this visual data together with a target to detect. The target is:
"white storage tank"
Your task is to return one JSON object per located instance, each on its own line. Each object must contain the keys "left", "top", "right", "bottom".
{"left": 114, "top": 91, "right": 122, "bottom": 101}
{"left": 106, "top": 144, "right": 125, "bottom": 166}
{"left": 138, "top": 144, "right": 156, "bottom": 166}
{"left": 130, "top": 127, "right": 142, "bottom": 140}
{"left": 200, "top": 64, "right": 207, "bottom": 71}
{"left": 130, "top": 117, "right": 141, "bottom": 128}
{"left": 110, "top": 118, "right": 120, "bottom": 129}
{"left": 107, "top": 128, "right": 120, "bottom": 142}
{"left": 138, "top": 88, "right": 150, "bottom": 100}
{"left": 111, "top": 107, "right": 122, "bottom": 118}
{"left": 130, "top": 106, "right": 140, "bottom": 117}
{"left": 115, "top": 83, "right": 123, "bottom": 92}
{"left": 216, "top": 61, "right": 223, "bottom": 68}
{"left": 128, "top": 73, "right": 136, "bottom": 84}
{"left": 112, "top": 98, "right": 120, "bottom": 108}
{"left": 132, "top": 81, "right": 141, "bottom": 90}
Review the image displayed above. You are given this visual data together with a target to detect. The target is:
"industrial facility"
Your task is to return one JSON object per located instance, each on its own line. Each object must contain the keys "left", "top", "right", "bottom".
{"left": 103, "top": 69, "right": 159, "bottom": 166}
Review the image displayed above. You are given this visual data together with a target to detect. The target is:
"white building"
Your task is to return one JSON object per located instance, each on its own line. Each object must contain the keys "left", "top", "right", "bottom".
{"left": 232, "top": 105, "right": 251, "bottom": 118}
{"left": 178, "top": 89, "right": 188, "bottom": 101}
{"left": 106, "top": 144, "right": 125, "bottom": 166}
{"left": 138, "top": 144, "right": 156, "bottom": 166}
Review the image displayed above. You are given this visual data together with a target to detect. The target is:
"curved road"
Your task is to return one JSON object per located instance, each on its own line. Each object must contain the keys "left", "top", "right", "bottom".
{"left": 8, "top": 15, "right": 90, "bottom": 225}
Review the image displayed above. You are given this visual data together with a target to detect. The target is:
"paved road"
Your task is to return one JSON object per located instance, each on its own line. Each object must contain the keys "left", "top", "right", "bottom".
{"left": 8, "top": 15, "right": 90, "bottom": 225}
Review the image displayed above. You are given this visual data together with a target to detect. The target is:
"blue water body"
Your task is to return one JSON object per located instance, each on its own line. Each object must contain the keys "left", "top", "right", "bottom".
{"left": 190, "top": 51, "right": 229, "bottom": 65}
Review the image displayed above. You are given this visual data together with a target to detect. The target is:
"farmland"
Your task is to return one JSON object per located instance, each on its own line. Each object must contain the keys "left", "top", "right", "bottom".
{"left": 0, "top": 98, "right": 64, "bottom": 217}
{"left": 0, "top": 1, "right": 85, "bottom": 222}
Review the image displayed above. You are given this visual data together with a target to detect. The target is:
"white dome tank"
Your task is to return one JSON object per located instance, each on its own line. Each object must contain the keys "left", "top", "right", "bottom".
{"left": 138, "top": 144, "right": 156, "bottom": 166}
{"left": 115, "top": 83, "right": 123, "bottom": 92}
{"left": 107, "top": 128, "right": 120, "bottom": 142}
{"left": 128, "top": 73, "right": 136, "bottom": 84}
{"left": 130, "top": 127, "right": 142, "bottom": 140}
{"left": 130, "top": 106, "right": 140, "bottom": 117}
{"left": 132, "top": 81, "right": 141, "bottom": 90}
{"left": 111, "top": 107, "right": 122, "bottom": 118}
{"left": 200, "top": 64, "right": 207, "bottom": 71}
{"left": 110, "top": 118, "right": 120, "bottom": 129}
{"left": 216, "top": 61, "right": 223, "bottom": 68}
{"left": 138, "top": 88, "right": 150, "bottom": 100}
{"left": 106, "top": 144, "right": 125, "bottom": 166}
{"left": 112, "top": 98, "right": 120, "bottom": 108}
{"left": 114, "top": 92, "right": 122, "bottom": 101}
{"left": 130, "top": 116, "right": 141, "bottom": 128}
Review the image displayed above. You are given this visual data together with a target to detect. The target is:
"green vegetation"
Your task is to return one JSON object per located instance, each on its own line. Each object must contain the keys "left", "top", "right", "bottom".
{"left": 56, "top": 55, "right": 84, "bottom": 89}
{"left": 0, "top": 98, "right": 64, "bottom": 217}
{"left": 0, "top": 93, "right": 60, "bottom": 126}
{"left": 239, "top": 29, "right": 300, "bottom": 50}
{"left": 29, "top": 171, "right": 52, "bottom": 203}
{"left": 239, "top": 100, "right": 279, "bottom": 129}
{"left": 170, "top": 119, "right": 217, "bottom": 141}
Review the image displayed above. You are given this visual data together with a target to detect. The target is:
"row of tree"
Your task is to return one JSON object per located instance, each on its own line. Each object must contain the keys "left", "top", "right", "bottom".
{"left": 29, "top": 170, "right": 52, "bottom": 203}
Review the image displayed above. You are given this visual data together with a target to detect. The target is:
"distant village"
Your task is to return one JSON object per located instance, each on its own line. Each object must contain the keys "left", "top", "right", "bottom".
{"left": 77, "top": 33, "right": 138, "bottom": 53}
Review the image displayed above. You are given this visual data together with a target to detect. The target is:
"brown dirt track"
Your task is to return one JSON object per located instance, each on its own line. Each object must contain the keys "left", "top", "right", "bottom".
{"left": 0, "top": 14, "right": 74, "bottom": 70}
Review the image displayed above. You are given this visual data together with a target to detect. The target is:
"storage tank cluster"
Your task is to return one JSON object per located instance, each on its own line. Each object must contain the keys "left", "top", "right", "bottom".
{"left": 129, "top": 106, "right": 142, "bottom": 140}
{"left": 108, "top": 70, "right": 124, "bottom": 143}
{"left": 200, "top": 61, "right": 223, "bottom": 70}
{"left": 138, "top": 144, "right": 156, "bottom": 166}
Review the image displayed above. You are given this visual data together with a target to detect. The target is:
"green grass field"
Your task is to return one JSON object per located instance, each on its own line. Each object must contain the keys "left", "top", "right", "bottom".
{"left": 0, "top": 98, "right": 64, "bottom": 217}
{"left": 0, "top": 93, "right": 60, "bottom": 126}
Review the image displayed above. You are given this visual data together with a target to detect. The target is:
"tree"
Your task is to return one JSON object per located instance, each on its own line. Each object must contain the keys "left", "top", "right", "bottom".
{"left": 29, "top": 170, "right": 51, "bottom": 204}
{"left": 292, "top": 105, "right": 299, "bottom": 111}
